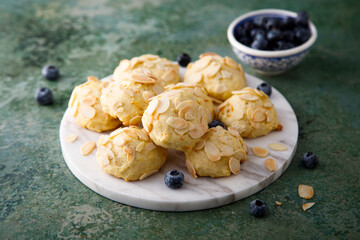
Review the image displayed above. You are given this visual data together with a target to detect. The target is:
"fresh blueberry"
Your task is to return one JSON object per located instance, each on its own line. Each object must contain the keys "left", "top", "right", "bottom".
{"left": 296, "top": 11, "right": 309, "bottom": 26}
{"left": 235, "top": 26, "right": 248, "bottom": 39}
{"left": 282, "top": 30, "right": 295, "bottom": 42}
{"left": 164, "top": 170, "right": 184, "bottom": 189}
{"left": 266, "top": 29, "right": 282, "bottom": 42}
{"left": 177, "top": 53, "right": 191, "bottom": 67}
{"left": 243, "top": 21, "right": 254, "bottom": 33}
{"left": 281, "top": 16, "right": 295, "bottom": 30}
{"left": 257, "top": 82, "right": 272, "bottom": 96}
{"left": 239, "top": 36, "right": 252, "bottom": 46}
{"left": 42, "top": 65, "right": 59, "bottom": 81}
{"left": 295, "top": 27, "right": 311, "bottom": 44}
{"left": 253, "top": 16, "right": 267, "bottom": 28}
{"left": 273, "top": 41, "right": 295, "bottom": 51}
{"left": 251, "top": 38, "right": 268, "bottom": 50}
{"left": 35, "top": 87, "right": 53, "bottom": 105}
{"left": 301, "top": 152, "right": 318, "bottom": 169}
{"left": 249, "top": 199, "right": 268, "bottom": 217}
{"left": 265, "top": 18, "right": 280, "bottom": 30}
{"left": 250, "top": 28, "right": 265, "bottom": 39}
{"left": 208, "top": 120, "right": 225, "bottom": 129}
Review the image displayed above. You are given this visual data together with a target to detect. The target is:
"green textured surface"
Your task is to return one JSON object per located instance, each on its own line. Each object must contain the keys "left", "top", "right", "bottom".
{"left": 0, "top": 0, "right": 359, "bottom": 239}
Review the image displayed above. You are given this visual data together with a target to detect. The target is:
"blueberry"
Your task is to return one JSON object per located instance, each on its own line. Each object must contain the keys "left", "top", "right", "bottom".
{"left": 208, "top": 120, "right": 225, "bottom": 129}
{"left": 164, "top": 170, "right": 184, "bottom": 189}
{"left": 239, "top": 36, "right": 252, "bottom": 46}
{"left": 249, "top": 199, "right": 268, "bottom": 217}
{"left": 296, "top": 11, "right": 309, "bottom": 26}
{"left": 243, "top": 21, "right": 254, "bottom": 33}
{"left": 177, "top": 53, "right": 191, "bottom": 67}
{"left": 301, "top": 152, "right": 318, "bottom": 169}
{"left": 35, "top": 87, "right": 53, "bottom": 105}
{"left": 282, "top": 30, "right": 295, "bottom": 42}
{"left": 295, "top": 27, "right": 311, "bottom": 44}
{"left": 235, "top": 26, "right": 248, "bottom": 39}
{"left": 273, "top": 41, "right": 295, "bottom": 51}
{"left": 251, "top": 38, "right": 268, "bottom": 50}
{"left": 250, "top": 28, "right": 265, "bottom": 39}
{"left": 266, "top": 29, "right": 282, "bottom": 42}
{"left": 42, "top": 65, "right": 59, "bottom": 81}
{"left": 265, "top": 18, "right": 280, "bottom": 30}
{"left": 281, "top": 16, "right": 295, "bottom": 30}
{"left": 253, "top": 16, "right": 267, "bottom": 28}
{"left": 256, "top": 82, "right": 272, "bottom": 96}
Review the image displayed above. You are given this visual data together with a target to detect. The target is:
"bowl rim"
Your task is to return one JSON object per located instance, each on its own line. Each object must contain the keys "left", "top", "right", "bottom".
{"left": 227, "top": 9, "right": 318, "bottom": 58}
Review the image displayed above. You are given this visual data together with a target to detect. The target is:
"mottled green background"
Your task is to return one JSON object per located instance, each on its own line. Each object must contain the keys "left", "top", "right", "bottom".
{"left": 0, "top": 0, "right": 359, "bottom": 239}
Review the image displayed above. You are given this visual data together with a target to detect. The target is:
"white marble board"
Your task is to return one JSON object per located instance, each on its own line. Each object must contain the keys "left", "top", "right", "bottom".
{"left": 59, "top": 69, "right": 298, "bottom": 211}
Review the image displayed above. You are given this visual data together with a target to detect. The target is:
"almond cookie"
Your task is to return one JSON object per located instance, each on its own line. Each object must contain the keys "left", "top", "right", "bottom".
{"left": 96, "top": 126, "right": 168, "bottom": 181}
{"left": 113, "top": 54, "right": 181, "bottom": 87}
{"left": 217, "top": 87, "right": 282, "bottom": 138}
{"left": 100, "top": 70, "right": 164, "bottom": 126}
{"left": 142, "top": 89, "right": 209, "bottom": 151}
{"left": 184, "top": 126, "right": 248, "bottom": 178}
{"left": 183, "top": 53, "right": 247, "bottom": 101}
{"left": 164, "top": 82, "right": 215, "bottom": 123}
{"left": 68, "top": 76, "right": 121, "bottom": 132}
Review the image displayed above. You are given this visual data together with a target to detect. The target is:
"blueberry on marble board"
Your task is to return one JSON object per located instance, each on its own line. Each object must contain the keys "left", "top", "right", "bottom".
{"left": 249, "top": 199, "right": 268, "bottom": 217}
{"left": 42, "top": 65, "right": 59, "bottom": 81}
{"left": 35, "top": 87, "right": 53, "bottom": 105}
{"left": 177, "top": 53, "right": 191, "bottom": 67}
{"left": 165, "top": 170, "right": 184, "bottom": 189}
{"left": 301, "top": 152, "right": 318, "bottom": 169}
{"left": 208, "top": 120, "right": 226, "bottom": 129}
{"left": 256, "top": 82, "right": 272, "bottom": 96}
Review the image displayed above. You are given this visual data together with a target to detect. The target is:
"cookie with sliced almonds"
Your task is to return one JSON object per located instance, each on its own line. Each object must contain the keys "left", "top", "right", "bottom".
{"left": 96, "top": 126, "right": 167, "bottom": 181}
{"left": 100, "top": 70, "right": 165, "bottom": 126}
{"left": 142, "top": 89, "right": 209, "bottom": 151}
{"left": 183, "top": 53, "right": 247, "bottom": 101}
{"left": 217, "top": 87, "right": 282, "bottom": 138}
{"left": 184, "top": 126, "right": 248, "bottom": 178}
{"left": 113, "top": 54, "right": 181, "bottom": 87}
{"left": 68, "top": 76, "right": 121, "bottom": 132}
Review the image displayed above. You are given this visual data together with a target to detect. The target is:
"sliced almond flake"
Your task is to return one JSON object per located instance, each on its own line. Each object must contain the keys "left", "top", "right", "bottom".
{"left": 199, "top": 52, "right": 219, "bottom": 58}
{"left": 252, "top": 147, "right": 268, "bottom": 158}
{"left": 194, "top": 139, "right": 206, "bottom": 151}
{"left": 143, "top": 62, "right": 154, "bottom": 68}
{"left": 123, "top": 145, "right": 133, "bottom": 155}
{"left": 102, "top": 81, "right": 110, "bottom": 89}
{"left": 193, "top": 56, "right": 212, "bottom": 71}
{"left": 129, "top": 115, "right": 142, "bottom": 125}
{"left": 110, "top": 128, "right": 123, "bottom": 138}
{"left": 265, "top": 158, "right": 277, "bottom": 172}
{"left": 205, "top": 62, "right": 221, "bottom": 77}
{"left": 233, "top": 150, "right": 246, "bottom": 161}
{"left": 143, "top": 91, "right": 155, "bottom": 102}
{"left": 185, "top": 160, "right": 197, "bottom": 178}
{"left": 205, "top": 109, "right": 213, "bottom": 123}
{"left": 243, "top": 142, "right": 248, "bottom": 153}
{"left": 189, "top": 124, "right": 207, "bottom": 139}
{"left": 176, "top": 100, "right": 194, "bottom": 111}
{"left": 275, "top": 201, "right": 283, "bottom": 206}
{"left": 65, "top": 134, "right": 78, "bottom": 143}
{"left": 82, "top": 98, "right": 96, "bottom": 106}
{"left": 194, "top": 87, "right": 205, "bottom": 98}
{"left": 221, "top": 70, "right": 233, "bottom": 79}
{"left": 117, "top": 107, "right": 124, "bottom": 113}
{"left": 204, "top": 141, "right": 221, "bottom": 161}
{"left": 130, "top": 57, "right": 143, "bottom": 69}
{"left": 112, "top": 135, "right": 127, "bottom": 146}
{"left": 98, "top": 152, "right": 110, "bottom": 166}
{"left": 97, "top": 135, "right": 110, "bottom": 146}
{"left": 117, "top": 59, "right": 131, "bottom": 72}
{"left": 134, "top": 129, "right": 149, "bottom": 141}
{"left": 162, "top": 69, "right": 177, "bottom": 82}
{"left": 122, "top": 128, "right": 138, "bottom": 138}
{"left": 224, "top": 56, "right": 238, "bottom": 69}
{"left": 251, "top": 108, "right": 266, "bottom": 122}
{"left": 152, "top": 84, "right": 164, "bottom": 95}
{"left": 69, "top": 92, "right": 77, "bottom": 108}
{"left": 250, "top": 121, "right": 261, "bottom": 129}
{"left": 298, "top": 185, "right": 314, "bottom": 199}
{"left": 147, "top": 99, "right": 159, "bottom": 116}
{"left": 228, "top": 127, "right": 240, "bottom": 137}
{"left": 136, "top": 141, "right": 146, "bottom": 152}
{"left": 175, "top": 127, "right": 189, "bottom": 135}
{"left": 79, "top": 105, "right": 96, "bottom": 119}
{"left": 127, "top": 151, "right": 135, "bottom": 162}
{"left": 174, "top": 97, "right": 181, "bottom": 108}
{"left": 220, "top": 136, "right": 228, "bottom": 144}
{"left": 268, "top": 143, "right": 288, "bottom": 151}
{"left": 178, "top": 105, "right": 193, "bottom": 119}
{"left": 145, "top": 142, "right": 156, "bottom": 151}
{"left": 99, "top": 146, "right": 115, "bottom": 159}
{"left": 229, "top": 157, "right": 241, "bottom": 174}
{"left": 156, "top": 98, "right": 170, "bottom": 114}
{"left": 141, "top": 54, "right": 159, "bottom": 60}
{"left": 131, "top": 72, "right": 156, "bottom": 84}
{"left": 80, "top": 141, "right": 96, "bottom": 156}
{"left": 220, "top": 145, "right": 234, "bottom": 157}
{"left": 239, "top": 94, "right": 258, "bottom": 101}
{"left": 266, "top": 111, "right": 273, "bottom": 122}
{"left": 186, "top": 72, "right": 203, "bottom": 84}
{"left": 254, "top": 89, "right": 264, "bottom": 97}
{"left": 215, "top": 84, "right": 228, "bottom": 93}
{"left": 263, "top": 101, "right": 273, "bottom": 108}
{"left": 302, "top": 202, "right": 315, "bottom": 211}
{"left": 139, "top": 170, "right": 158, "bottom": 180}
{"left": 185, "top": 112, "right": 194, "bottom": 120}
{"left": 201, "top": 114, "right": 208, "bottom": 126}
{"left": 87, "top": 76, "right": 99, "bottom": 82}
{"left": 166, "top": 117, "right": 187, "bottom": 130}
{"left": 79, "top": 87, "right": 91, "bottom": 96}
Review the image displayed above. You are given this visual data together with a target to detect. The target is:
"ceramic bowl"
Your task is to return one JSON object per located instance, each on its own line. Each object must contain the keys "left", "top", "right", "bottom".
{"left": 227, "top": 9, "right": 317, "bottom": 75}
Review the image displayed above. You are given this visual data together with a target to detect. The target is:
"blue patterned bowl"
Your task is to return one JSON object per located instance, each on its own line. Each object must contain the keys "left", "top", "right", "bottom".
{"left": 227, "top": 9, "right": 317, "bottom": 75}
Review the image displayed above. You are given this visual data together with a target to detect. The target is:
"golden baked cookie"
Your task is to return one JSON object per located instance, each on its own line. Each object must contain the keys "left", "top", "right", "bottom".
{"left": 183, "top": 52, "right": 247, "bottom": 101}
{"left": 184, "top": 126, "right": 248, "bottom": 178}
{"left": 100, "top": 70, "right": 165, "bottom": 126}
{"left": 68, "top": 76, "right": 121, "bottom": 132}
{"left": 113, "top": 54, "right": 180, "bottom": 87}
{"left": 142, "top": 89, "right": 209, "bottom": 151}
{"left": 96, "top": 126, "right": 168, "bottom": 181}
{"left": 217, "top": 87, "right": 282, "bottom": 138}
{"left": 164, "top": 82, "right": 215, "bottom": 123}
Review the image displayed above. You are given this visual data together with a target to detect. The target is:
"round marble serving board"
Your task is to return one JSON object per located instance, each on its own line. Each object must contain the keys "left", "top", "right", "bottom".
{"left": 59, "top": 69, "right": 298, "bottom": 211}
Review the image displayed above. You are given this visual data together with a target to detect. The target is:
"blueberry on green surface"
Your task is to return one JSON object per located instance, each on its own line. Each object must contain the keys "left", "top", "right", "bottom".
{"left": 35, "top": 87, "right": 53, "bottom": 105}
{"left": 177, "top": 53, "right": 191, "bottom": 67}
{"left": 165, "top": 170, "right": 184, "bottom": 189}
{"left": 249, "top": 199, "right": 268, "bottom": 217}
{"left": 42, "top": 65, "right": 59, "bottom": 81}
{"left": 301, "top": 152, "right": 318, "bottom": 169}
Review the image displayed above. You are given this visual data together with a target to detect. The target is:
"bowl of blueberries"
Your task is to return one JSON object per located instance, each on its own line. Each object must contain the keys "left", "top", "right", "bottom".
{"left": 227, "top": 9, "right": 317, "bottom": 75}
